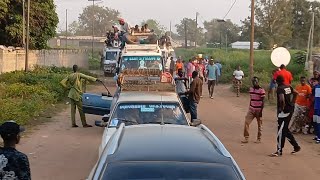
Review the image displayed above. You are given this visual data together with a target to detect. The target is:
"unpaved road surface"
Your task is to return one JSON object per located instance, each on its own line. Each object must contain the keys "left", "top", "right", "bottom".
{"left": 17, "top": 83, "right": 320, "bottom": 180}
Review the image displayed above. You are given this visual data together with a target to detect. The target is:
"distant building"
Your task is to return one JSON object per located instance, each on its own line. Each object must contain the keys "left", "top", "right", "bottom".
{"left": 231, "top": 41, "right": 259, "bottom": 49}
{"left": 48, "top": 36, "right": 106, "bottom": 49}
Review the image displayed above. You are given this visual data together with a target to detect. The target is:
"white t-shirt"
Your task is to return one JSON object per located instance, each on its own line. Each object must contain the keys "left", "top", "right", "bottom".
{"left": 233, "top": 70, "right": 244, "bottom": 80}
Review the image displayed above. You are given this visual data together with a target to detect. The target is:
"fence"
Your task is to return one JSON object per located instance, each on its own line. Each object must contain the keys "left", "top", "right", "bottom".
{"left": 0, "top": 49, "right": 89, "bottom": 73}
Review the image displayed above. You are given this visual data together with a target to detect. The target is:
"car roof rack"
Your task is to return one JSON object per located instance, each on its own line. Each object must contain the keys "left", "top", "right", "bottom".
{"left": 198, "top": 124, "right": 246, "bottom": 180}
{"left": 118, "top": 70, "right": 176, "bottom": 92}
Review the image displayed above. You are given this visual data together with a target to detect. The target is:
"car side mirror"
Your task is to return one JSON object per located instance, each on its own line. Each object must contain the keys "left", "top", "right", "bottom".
{"left": 191, "top": 119, "right": 201, "bottom": 127}
{"left": 95, "top": 120, "right": 107, "bottom": 127}
{"left": 102, "top": 114, "right": 111, "bottom": 122}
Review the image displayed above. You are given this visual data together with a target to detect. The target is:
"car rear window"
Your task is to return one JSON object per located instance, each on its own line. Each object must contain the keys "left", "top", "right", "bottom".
{"left": 100, "top": 161, "right": 241, "bottom": 180}
{"left": 110, "top": 102, "right": 188, "bottom": 126}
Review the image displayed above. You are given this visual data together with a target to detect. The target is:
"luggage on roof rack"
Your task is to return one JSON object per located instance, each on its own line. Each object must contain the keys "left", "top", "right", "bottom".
{"left": 117, "top": 70, "right": 175, "bottom": 92}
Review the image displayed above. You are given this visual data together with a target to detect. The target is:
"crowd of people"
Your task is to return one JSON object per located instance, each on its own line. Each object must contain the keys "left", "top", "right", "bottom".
{"left": 241, "top": 64, "right": 320, "bottom": 157}
{"left": 2, "top": 58, "right": 320, "bottom": 178}
{"left": 173, "top": 55, "right": 222, "bottom": 122}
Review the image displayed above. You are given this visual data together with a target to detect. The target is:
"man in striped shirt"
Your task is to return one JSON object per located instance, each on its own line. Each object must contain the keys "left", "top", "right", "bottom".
{"left": 242, "top": 77, "right": 266, "bottom": 143}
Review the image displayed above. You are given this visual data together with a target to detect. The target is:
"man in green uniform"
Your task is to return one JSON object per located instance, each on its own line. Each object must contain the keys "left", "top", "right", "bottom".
{"left": 61, "top": 65, "right": 102, "bottom": 128}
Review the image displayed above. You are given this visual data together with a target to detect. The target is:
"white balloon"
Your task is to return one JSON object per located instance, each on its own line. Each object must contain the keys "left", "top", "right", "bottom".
{"left": 271, "top": 47, "right": 291, "bottom": 67}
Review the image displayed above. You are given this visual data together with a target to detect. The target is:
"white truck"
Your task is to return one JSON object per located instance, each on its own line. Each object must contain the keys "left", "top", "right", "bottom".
{"left": 102, "top": 47, "right": 121, "bottom": 77}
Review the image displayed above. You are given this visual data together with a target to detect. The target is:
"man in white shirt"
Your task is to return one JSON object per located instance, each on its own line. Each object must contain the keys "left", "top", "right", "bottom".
{"left": 175, "top": 69, "right": 189, "bottom": 113}
{"left": 233, "top": 65, "right": 244, "bottom": 97}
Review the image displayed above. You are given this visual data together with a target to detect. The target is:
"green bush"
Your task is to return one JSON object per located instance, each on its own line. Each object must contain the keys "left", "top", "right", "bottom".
{"left": 89, "top": 52, "right": 101, "bottom": 70}
{"left": 0, "top": 66, "right": 96, "bottom": 125}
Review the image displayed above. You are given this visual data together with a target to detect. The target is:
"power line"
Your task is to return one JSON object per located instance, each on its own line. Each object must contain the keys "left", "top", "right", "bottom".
{"left": 223, "top": 0, "right": 237, "bottom": 20}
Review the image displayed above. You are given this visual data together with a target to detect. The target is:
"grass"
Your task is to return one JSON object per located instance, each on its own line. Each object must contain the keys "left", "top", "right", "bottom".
{"left": 175, "top": 48, "right": 307, "bottom": 92}
{"left": 0, "top": 66, "right": 97, "bottom": 125}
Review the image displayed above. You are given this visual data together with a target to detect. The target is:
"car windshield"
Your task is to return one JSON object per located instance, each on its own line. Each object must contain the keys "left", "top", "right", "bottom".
{"left": 121, "top": 56, "right": 163, "bottom": 70}
{"left": 101, "top": 162, "right": 240, "bottom": 180}
{"left": 110, "top": 102, "right": 188, "bottom": 126}
{"left": 106, "top": 51, "right": 118, "bottom": 60}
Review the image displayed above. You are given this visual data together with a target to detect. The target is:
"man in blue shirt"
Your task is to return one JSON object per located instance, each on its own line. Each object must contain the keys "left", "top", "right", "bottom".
{"left": 206, "top": 59, "right": 218, "bottom": 99}
{"left": 312, "top": 78, "right": 320, "bottom": 143}
{"left": 215, "top": 60, "right": 222, "bottom": 85}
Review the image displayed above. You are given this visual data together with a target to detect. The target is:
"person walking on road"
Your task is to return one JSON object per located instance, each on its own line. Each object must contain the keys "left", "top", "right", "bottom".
{"left": 175, "top": 69, "right": 189, "bottom": 113}
{"left": 312, "top": 79, "right": 320, "bottom": 143}
{"left": 197, "top": 59, "right": 205, "bottom": 98}
{"left": 270, "top": 75, "right": 301, "bottom": 157}
{"left": 242, "top": 77, "right": 265, "bottom": 144}
{"left": 268, "top": 69, "right": 279, "bottom": 100}
{"left": 215, "top": 60, "right": 222, "bottom": 85}
{"left": 61, "top": 65, "right": 102, "bottom": 128}
{"left": 206, "top": 59, "right": 218, "bottom": 99}
{"left": 186, "top": 71, "right": 202, "bottom": 122}
{"left": 289, "top": 76, "right": 311, "bottom": 134}
{"left": 273, "top": 64, "right": 293, "bottom": 86}
{"left": 186, "top": 59, "right": 196, "bottom": 88}
{"left": 169, "top": 57, "right": 175, "bottom": 76}
{"left": 175, "top": 57, "right": 184, "bottom": 75}
{"left": 233, "top": 65, "right": 244, "bottom": 97}
{"left": 0, "top": 121, "right": 31, "bottom": 180}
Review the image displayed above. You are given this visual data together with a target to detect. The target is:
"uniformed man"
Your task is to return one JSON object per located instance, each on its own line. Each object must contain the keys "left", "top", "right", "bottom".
{"left": 0, "top": 121, "right": 31, "bottom": 180}
{"left": 61, "top": 65, "right": 102, "bottom": 128}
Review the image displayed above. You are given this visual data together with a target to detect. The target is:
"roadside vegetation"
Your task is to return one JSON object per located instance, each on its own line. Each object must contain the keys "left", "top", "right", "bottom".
{"left": 175, "top": 48, "right": 307, "bottom": 92}
{"left": 0, "top": 66, "right": 96, "bottom": 125}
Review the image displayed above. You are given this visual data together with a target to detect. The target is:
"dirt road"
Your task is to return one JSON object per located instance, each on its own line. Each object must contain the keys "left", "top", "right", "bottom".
{"left": 17, "top": 84, "right": 320, "bottom": 180}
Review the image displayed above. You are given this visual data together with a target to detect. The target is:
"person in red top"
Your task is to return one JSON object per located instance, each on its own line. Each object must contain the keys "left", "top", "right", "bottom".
{"left": 273, "top": 64, "right": 293, "bottom": 85}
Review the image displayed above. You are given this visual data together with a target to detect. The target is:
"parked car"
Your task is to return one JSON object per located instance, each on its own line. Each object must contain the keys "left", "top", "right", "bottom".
{"left": 88, "top": 124, "right": 246, "bottom": 180}
{"left": 83, "top": 91, "right": 193, "bottom": 156}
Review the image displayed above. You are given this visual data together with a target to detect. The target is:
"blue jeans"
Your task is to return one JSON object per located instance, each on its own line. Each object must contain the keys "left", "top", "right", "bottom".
{"left": 189, "top": 100, "right": 198, "bottom": 121}
{"left": 180, "top": 96, "right": 189, "bottom": 113}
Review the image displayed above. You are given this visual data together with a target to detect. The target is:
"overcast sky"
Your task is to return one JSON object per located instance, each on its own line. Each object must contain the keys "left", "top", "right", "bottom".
{"left": 54, "top": 0, "right": 252, "bottom": 32}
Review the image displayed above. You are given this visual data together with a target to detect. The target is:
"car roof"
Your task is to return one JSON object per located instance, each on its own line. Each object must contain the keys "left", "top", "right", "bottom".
{"left": 117, "top": 92, "right": 179, "bottom": 103}
{"left": 106, "top": 125, "right": 234, "bottom": 166}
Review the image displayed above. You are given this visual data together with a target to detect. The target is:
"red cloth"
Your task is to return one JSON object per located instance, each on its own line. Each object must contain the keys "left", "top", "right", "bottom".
{"left": 273, "top": 69, "right": 293, "bottom": 85}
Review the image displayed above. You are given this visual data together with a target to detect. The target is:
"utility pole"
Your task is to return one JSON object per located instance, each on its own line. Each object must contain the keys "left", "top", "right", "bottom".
{"left": 195, "top": 12, "right": 198, "bottom": 47}
{"left": 25, "top": 0, "right": 30, "bottom": 72}
{"left": 88, "top": 0, "right": 101, "bottom": 57}
{"left": 184, "top": 19, "right": 187, "bottom": 48}
{"left": 306, "top": 12, "right": 315, "bottom": 76}
{"left": 65, "top": 9, "right": 68, "bottom": 49}
{"left": 169, "top": 21, "right": 172, "bottom": 37}
{"left": 22, "top": 0, "right": 25, "bottom": 47}
{"left": 219, "top": 32, "right": 222, "bottom": 49}
{"left": 92, "top": 0, "right": 95, "bottom": 58}
{"left": 225, "top": 33, "right": 228, "bottom": 53}
{"left": 249, "top": 0, "right": 255, "bottom": 80}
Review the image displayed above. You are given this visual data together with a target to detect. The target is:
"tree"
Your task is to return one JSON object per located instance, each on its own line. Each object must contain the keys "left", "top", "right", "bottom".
{"left": 254, "top": 0, "right": 293, "bottom": 49}
{"left": 175, "top": 18, "right": 205, "bottom": 46}
{"left": 141, "top": 19, "right": 166, "bottom": 35}
{"left": 204, "top": 19, "right": 240, "bottom": 45}
{"left": 290, "top": 0, "right": 311, "bottom": 49}
{"left": 68, "top": 21, "right": 81, "bottom": 35}
{"left": 0, "top": 0, "right": 10, "bottom": 20}
{"left": 309, "top": 0, "right": 320, "bottom": 47}
{"left": 78, "top": 5, "right": 120, "bottom": 36}
{"left": 0, "top": 0, "right": 58, "bottom": 49}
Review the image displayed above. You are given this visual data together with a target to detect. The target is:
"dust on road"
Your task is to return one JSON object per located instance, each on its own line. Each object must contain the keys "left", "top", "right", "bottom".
{"left": 17, "top": 84, "right": 320, "bottom": 180}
